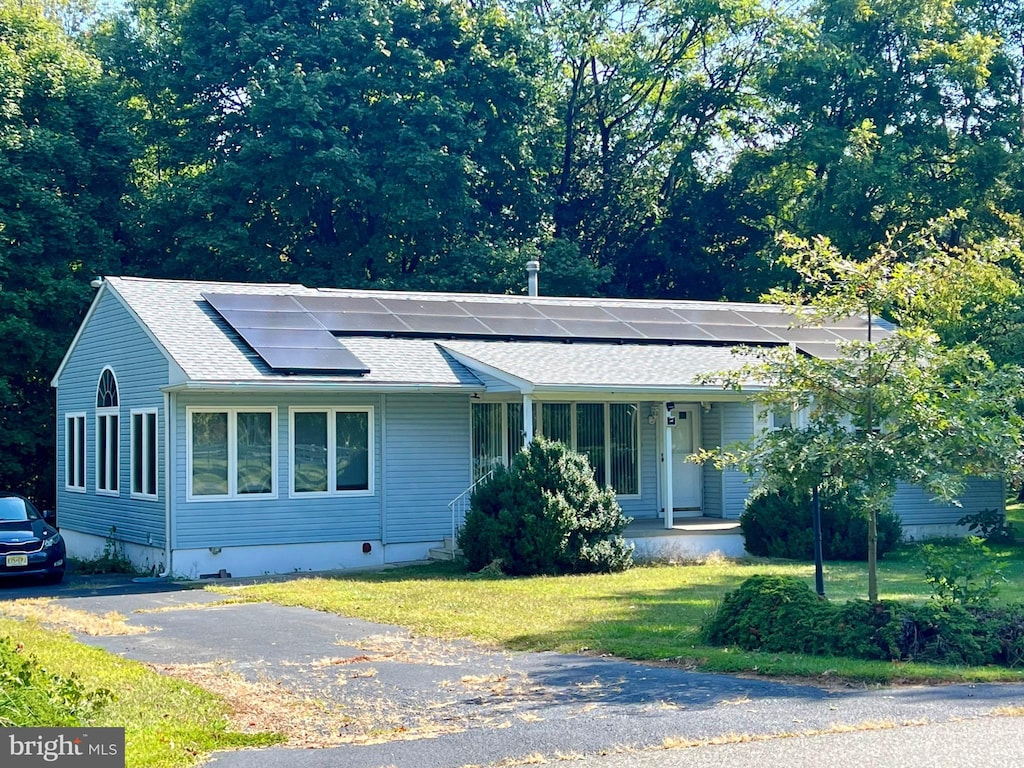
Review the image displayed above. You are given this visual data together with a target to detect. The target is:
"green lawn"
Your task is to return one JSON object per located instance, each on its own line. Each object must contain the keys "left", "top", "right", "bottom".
{"left": 0, "top": 618, "right": 281, "bottom": 768}
{"left": 212, "top": 542, "right": 1024, "bottom": 685}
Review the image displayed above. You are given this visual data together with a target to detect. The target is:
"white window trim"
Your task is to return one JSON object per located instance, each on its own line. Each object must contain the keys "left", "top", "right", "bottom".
{"left": 186, "top": 407, "right": 278, "bottom": 502}
{"left": 761, "top": 403, "right": 809, "bottom": 432}
{"left": 130, "top": 408, "right": 159, "bottom": 500}
{"left": 288, "top": 407, "right": 375, "bottom": 498}
{"left": 65, "top": 412, "right": 87, "bottom": 493}
{"left": 95, "top": 408, "right": 120, "bottom": 496}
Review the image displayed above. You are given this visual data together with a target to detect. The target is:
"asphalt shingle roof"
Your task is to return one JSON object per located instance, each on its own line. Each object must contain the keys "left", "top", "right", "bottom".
{"left": 439, "top": 340, "right": 757, "bottom": 389}
{"left": 105, "top": 277, "right": 483, "bottom": 387}
{"left": 101, "top": 276, "right": 882, "bottom": 391}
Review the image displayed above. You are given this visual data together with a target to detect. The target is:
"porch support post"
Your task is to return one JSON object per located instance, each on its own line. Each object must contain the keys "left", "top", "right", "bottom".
{"left": 663, "top": 403, "right": 674, "bottom": 529}
{"left": 522, "top": 394, "right": 534, "bottom": 448}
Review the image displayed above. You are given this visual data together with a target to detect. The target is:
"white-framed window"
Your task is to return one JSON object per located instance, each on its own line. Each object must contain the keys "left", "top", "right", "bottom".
{"left": 471, "top": 401, "right": 640, "bottom": 497}
{"left": 131, "top": 409, "right": 158, "bottom": 499}
{"left": 762, "top": 403, "right": 807, "bottom": 431}
{"left": 187, "top": 408, "right": 277, "bottom": 500}
{"left": 289, "top": 407, "right": 374, "bottom": 497}
{"left": 95, "top": 368, "right": 119, "bottom": 495}
{"left": 65, "top": 413, "right": 86, "bottom": 492}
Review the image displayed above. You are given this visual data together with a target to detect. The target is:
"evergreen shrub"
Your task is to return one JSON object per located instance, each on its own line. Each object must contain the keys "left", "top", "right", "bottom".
{"left": 740, "top": 487, "right": 902, "bottom": 561}
{"left": 458, "top": 438, "right": 634, "bottom": 575}
{"left": 704, "top": 575, "right": 1024, "bottom": 667}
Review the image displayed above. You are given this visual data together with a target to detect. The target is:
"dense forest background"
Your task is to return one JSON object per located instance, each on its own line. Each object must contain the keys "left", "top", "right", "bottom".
{"left": 3, "top": 0, "right": 1024, "bottom": 504}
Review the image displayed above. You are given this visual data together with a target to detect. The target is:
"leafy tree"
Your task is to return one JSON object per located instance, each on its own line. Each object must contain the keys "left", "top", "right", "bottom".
{"left": 0, "top": 1, "right": 135, "bottom": 505}
{"left": 105, "top": 0, "right": 554, "bottom": 292}
{"left": 743, "top": 0, "right": 1024, "bottom": 258}
{"left": 528, "top": 0, "right": 777, "bottom": 298}
{"left": 700, "top": 226, "right": 1024, "bottom": 602}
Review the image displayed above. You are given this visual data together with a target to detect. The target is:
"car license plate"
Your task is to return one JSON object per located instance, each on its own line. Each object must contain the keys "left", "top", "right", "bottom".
{"left": 5, "top": 555, "right": 28, "bottom": 567}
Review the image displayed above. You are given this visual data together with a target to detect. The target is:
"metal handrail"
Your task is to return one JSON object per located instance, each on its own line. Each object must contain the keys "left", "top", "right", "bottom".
{"left": 447, "top": 470, "right": 494, "bottom": 560}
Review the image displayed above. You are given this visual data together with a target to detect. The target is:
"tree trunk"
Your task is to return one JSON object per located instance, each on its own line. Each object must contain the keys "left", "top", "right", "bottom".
{"left": 867, "top": 507, "right": 879, "bottom": 602}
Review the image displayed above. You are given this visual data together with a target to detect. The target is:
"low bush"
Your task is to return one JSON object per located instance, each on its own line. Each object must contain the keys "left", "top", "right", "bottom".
{"left": 740, "top": 487, "right": 902, "bottom": 561}
{"left": 921, "top": 537, "right": 1007, "bottom": 607}
{"left": 702, "top": 575, "right": 834, "bottom": 654}
{"left": 0, "top": 637, "right": 111, "bottom": 726}
{"left": 704, "top": 574, "right": 1024, "bottom": 667}
{"left": 459, "top": 438, "right": 634, "bottom": 575}
{"left": 957, "top": 509, "right": 1016, "bottom": 544}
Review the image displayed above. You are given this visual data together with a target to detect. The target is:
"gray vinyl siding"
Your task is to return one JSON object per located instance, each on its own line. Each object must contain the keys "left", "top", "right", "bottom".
{"left": 55, "top": 291, "right": 170, "bottom": 546}
{"left": 893, "top": 477, "right": 1005, "bottom": 526}
{"left": 701, "top": 403, "right": 724, "bottom": 518}
{"left": 383, "top": 393, "right": 470, "bottom": 543}
{"left": 172, "top": 393, "right": 383, "bottom": 549}
{"left": 721, "top": 401, "right": 754, "bottom": 519}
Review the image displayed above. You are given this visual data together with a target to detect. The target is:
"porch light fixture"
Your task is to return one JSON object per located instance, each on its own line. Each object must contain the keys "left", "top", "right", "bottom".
{"left": 701, "top": 401, "right": 712, "bottom": 413}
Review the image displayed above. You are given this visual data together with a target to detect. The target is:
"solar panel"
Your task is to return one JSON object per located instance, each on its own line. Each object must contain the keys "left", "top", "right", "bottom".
{"left": 312, "top": 312, "right": 412, "bottom": 333}
{"left": 204, "top": 290, "right": 886, "bottom": 364}
{"left": 377, "top": 298, "right": 472, "bottom": 316}
{"left": 626, "top": 322, "right": 717, "bottom": 341}
{"left": 603, "top": 306, "right": 687, "bottom": 324}
{"left": 396, "top": 315, "right": 491, "bottom": 335}
{"left": 795, "top": 342, "right": 843, "bottom": 360}
{"left": 455, "top": 301, "right": 546, "bottom": 318}
{"left": 204, "top": 292, "right": 370, "bottom": 374}
{"left": 202, "top": 293, "right": 303, "bottom": 312}
{"left": 551, "top": 319, "right": 646, "bottom": 339}
{"left": 670, "top": 307, "right": 752, "bottom": 326}
{"left": 535, "top": 304, "right": 615, "bottom": 321}
{"left": 214, "top": 308, "right": 324, "bottom": 331}
{"left": 698, "top": 324, "right": 786, "bottom": 344}
{"left": 256, "top": 346, "right": 371, "bottom": 373}
{"left": 295, "top": 295, "right": 389, "bottom": 313}
{"left": 472, "top": 317, "right": 572, "bottom": 337}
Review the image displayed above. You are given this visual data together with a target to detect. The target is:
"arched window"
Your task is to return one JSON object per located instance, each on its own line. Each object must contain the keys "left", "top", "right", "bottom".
{"left": 96, "top": 368, "right": 119, "bottom": 494}
{"left": 97, "top": 368, "right": 118, "bottom": 408}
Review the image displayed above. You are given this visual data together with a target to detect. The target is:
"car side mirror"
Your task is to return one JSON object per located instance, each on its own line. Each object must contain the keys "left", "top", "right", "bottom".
{"left": 43, "top": 509, "right": 57, "bottom": 526}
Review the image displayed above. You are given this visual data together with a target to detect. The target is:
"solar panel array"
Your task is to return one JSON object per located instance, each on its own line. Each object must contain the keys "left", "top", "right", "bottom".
{"left": 203, "top": 291, "right": 885, "bottom": 374}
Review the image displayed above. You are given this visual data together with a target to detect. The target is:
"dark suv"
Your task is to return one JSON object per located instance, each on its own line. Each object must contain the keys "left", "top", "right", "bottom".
{"left": 0, "top": 494, "right": 65, "bottom": 585}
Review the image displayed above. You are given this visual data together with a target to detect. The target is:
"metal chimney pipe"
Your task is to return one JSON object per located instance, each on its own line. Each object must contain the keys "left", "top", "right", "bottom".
{"left": 526, "top": 260, "right": 540, "bottom": 296}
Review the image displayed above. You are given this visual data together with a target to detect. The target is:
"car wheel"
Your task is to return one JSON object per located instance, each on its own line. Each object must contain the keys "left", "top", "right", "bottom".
{"left": 42, "top": 568, "right": 65, "bottom": 586}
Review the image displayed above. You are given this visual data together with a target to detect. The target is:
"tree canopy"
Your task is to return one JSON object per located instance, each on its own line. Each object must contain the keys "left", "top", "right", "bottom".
{"left": 4, "top": 0, "right": 1024, "bottom": 504}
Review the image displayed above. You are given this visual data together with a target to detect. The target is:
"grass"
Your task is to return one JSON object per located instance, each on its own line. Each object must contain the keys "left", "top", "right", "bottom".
{"left": 211, "top": 541, "right": 1024, "bottom": 686}
{"left": 0, "top": 617, "right": 282, "bottom": 768}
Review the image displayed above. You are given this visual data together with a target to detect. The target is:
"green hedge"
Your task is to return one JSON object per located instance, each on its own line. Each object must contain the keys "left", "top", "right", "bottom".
{"left": 704, "top": 575, "right": 1024, "bottom": 667}
{"left": 740, "top": 488, "right": 902, "bottom": 561}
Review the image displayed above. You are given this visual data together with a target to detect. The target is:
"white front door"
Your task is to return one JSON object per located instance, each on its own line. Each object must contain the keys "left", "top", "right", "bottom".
{"left": 670, "top": 406, "right": 702, "bottom": 511}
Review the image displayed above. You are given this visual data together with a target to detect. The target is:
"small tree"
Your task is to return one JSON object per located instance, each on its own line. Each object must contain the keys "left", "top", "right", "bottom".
{"left": 701, "top": 223, "right": 1024, "bottom": 602}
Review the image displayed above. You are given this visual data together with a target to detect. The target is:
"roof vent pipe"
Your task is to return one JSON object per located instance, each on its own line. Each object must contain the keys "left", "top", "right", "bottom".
{"left": 526, "top": 260, "right": 540, "bottom": 297}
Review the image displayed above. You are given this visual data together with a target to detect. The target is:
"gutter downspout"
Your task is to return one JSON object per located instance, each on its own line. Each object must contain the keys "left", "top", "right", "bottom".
{"left": 158, "top": 390, "right": 173, "bottom": 577}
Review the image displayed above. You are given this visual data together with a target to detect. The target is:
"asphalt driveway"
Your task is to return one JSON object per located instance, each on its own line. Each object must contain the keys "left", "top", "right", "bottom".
{"left": 3, "top": 574, "right": 1024, "bottom": 768}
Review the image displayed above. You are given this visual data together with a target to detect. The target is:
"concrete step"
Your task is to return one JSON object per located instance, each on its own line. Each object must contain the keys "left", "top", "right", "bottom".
{"left": 428, "top": 546, "right": 461, "bottom": 561}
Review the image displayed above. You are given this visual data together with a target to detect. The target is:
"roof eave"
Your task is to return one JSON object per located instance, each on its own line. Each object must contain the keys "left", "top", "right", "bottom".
{"left": 162, "top": 380, "right": 485, "bottom": 394}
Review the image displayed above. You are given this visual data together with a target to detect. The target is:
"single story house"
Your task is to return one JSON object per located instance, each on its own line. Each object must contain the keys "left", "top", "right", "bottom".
{"left": 51, "top": 276, "right": 1003, "bottom": 578}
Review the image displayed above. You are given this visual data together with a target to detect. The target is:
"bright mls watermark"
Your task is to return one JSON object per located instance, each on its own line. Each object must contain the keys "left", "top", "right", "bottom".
{"left": 1, "top": 728, "right": 124, "bottom": 767}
